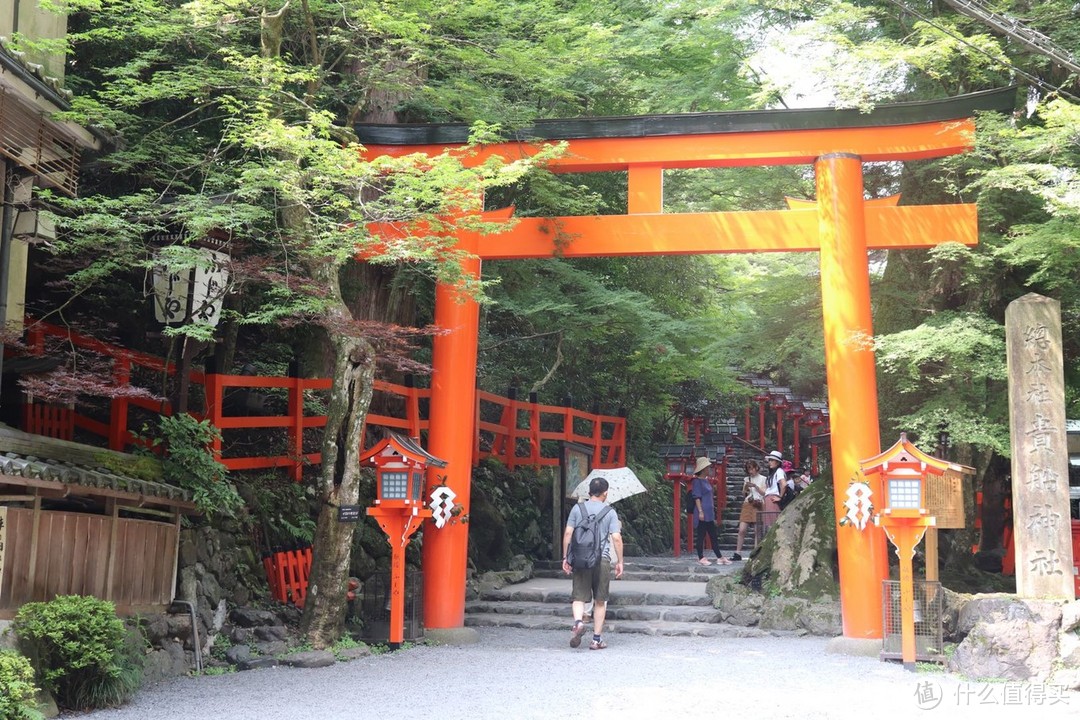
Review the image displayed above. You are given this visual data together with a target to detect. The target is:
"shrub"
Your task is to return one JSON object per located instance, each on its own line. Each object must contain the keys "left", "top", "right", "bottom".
{"left": 0, "top": 650, "right": 43, "bottom": 720}
{"left": 13, "top": 596, "right": 141, "bottom": 710}
{"left": 141, "top": 414, "right": 244, "bottom": 517}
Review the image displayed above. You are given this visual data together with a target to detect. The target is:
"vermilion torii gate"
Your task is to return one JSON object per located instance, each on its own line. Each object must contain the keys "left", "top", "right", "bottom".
{"left": 357, "top": 87, "right": 1015, "bottom": 641}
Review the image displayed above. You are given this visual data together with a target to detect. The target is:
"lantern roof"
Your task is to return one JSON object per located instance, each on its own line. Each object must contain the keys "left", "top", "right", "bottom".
{"left": 858, "top": 432, "right": 950, "bottom": 476}
{"left": 359, "top": 433, "right": 447, "bottom": 468}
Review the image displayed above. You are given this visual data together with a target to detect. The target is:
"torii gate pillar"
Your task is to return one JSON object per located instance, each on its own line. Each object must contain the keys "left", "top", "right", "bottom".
{"left": 423, "top": 230, "right": 481, "bottom": 630}
{"left": 816, "top": 153, "right": 888, "bottom": 638}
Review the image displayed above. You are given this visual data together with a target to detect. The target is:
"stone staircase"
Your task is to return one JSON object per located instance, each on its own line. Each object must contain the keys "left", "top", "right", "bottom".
{"left": 465, "top": 556, "right": 769, "bottom": 638}
{"left": 718, "top": 441, "right": 769, "bottom": 549}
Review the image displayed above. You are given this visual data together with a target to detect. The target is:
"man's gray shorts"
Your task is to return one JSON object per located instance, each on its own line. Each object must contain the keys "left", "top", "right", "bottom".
{"left": 571, "top": 559, "right": 612, "bottom": 603}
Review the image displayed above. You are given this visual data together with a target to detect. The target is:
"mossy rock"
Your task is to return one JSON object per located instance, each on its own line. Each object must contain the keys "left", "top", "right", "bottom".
{"left": 745, "top": 478, "right": 838, "bottom": 600}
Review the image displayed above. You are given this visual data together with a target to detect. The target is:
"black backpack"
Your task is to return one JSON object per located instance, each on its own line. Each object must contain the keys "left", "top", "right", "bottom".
{"left": 684, "top": 488, "right": 695, "bottom": 514}
{"left": 567, "top": 504, "right": 614, "bottom": 570}
{"left": 778, "top": 482, "right": 800, "bottom": 510}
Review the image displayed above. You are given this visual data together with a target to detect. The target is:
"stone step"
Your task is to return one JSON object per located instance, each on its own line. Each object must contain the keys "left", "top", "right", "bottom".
{"left": 528, "top": 558, "right": 747, "bottom": 580}
{"left": 531, "top": 567, "right": 736, "bottom": 583}
{"left": 466, "top": 599, "right": 724, "bottom": 623}
{"left": 477, "top": 584, "right": 713, "bottom": 607}
{"left": 463, "top": 612, "right": 776, "bottom": 638}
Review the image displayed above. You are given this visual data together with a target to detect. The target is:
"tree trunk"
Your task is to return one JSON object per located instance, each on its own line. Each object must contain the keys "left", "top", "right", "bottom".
{"left": 258, "top": 2, "right": 377, "bottom": 646}
{"left": 298, "top": 263, "right": 377, "bottom": 647}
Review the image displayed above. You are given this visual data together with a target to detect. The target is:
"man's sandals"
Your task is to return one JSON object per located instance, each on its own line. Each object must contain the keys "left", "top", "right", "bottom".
{"left": 570, "top": 620, "right": 587, "bottom": 648}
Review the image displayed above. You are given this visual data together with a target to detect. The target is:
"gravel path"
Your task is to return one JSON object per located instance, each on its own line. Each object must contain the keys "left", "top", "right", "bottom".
{"left": 76, "top": 627, "right": 1076, "bottom": 720}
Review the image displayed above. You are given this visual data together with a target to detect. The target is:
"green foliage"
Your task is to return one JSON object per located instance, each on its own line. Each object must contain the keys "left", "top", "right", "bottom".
{"left": 239, "top": 474, "right": 317, "bottom": 546}
{"left": 208, "top": 636, "right": 232, "bottom": 663}
{"left": 329, "top": 635, "right": 365, "bottom": 660}
{"left": 0, "top": 651, "right": 44, "bottom": 720}
{"left": 13, "top": 596, "right": 140, "bottom": 711}
{"left": 199, "top": 666, "right": 235, "bottom": 676}
{"left": 139, "top": 415, "right": 244, "bottom": 518}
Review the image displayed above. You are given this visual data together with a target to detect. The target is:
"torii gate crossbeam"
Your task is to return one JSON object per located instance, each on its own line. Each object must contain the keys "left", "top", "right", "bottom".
{"left": 357, "top": 87, "right": 1015, "bottom": 642}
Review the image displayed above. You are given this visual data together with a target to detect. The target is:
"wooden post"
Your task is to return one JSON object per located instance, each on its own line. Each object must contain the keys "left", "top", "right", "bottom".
{"left": 288, "top": 360, "right": 304, "bottom": 483}
{"left": 758, "top": 400, "right": 766, "bottom": 449}
{"left": 25, "top": 496, "right": 41, "bottom": 603}
{"left": 591, "top": 414, "right": 602, "bottom": 469}
{"left": 551, "top": 468, "right": 562, "bottom": 562}
{"left": 924, "top": 528, "right": 939, "bottom": 582}
{"left": 169, "top": 512, "right": 181, "bottom": 602}
{"left": 529, "top": 392, "right": 541, "bottom": 466}
{"left": 504, "top": 391, "right": 517, "bottom": 470}
{"left": 104, "top": 498, "right": 120, "bottom": 602}
{"left": 404, "top": 375, "right": 421, "bottom": 440}
{"left": 672, "top": 479, "right": 682, "bottom": 557}
{"left": 881, "top": 520, "right": 932, "bottom": 671}
{"left": 627, "top": 166, "right": 663, "bottom": 214}
{"left": 109, "top": 357, "right": 131, "bottom": 451}
{"left": 203, "top": 360, "right": 224, "bottom": 464}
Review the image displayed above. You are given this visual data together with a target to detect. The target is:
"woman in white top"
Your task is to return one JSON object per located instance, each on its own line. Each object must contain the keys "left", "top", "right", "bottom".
{"left": 733, "top": 459, "right": 767, "bottom": 561}
{"left": 762, "top": 450, "right": 786, "bottom": 530}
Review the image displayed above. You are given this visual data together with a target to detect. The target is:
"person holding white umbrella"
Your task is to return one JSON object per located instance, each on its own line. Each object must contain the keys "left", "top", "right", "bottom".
{"left": 562, "top": 476, "right": 624, "bottom": 650}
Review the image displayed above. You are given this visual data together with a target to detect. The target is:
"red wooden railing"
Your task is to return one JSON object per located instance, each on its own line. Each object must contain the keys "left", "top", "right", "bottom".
{"left": 19, "top": 321, "right": 626, "bottom": 479}
{"left": 476, "top": 390, "right": 625, "bottom": 471}
{"left": 262, "top": 545, "right": 313, "bottom": 608}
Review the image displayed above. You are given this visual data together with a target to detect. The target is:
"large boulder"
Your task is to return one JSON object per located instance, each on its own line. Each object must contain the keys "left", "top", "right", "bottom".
{"left": 1051, "top": 601, "right": 1080, "bottom": 690}
{"left": 141, "top": 640, "right": 191, "bottom": 685}
{"left": 744, "top": 479, "right": 839, "bottom": 600}
{"left": 707, "top": 575, "right": 842, "bottom": 635}
{"left": 711, "top": 578, "right": 766, "bottom": 627}
{"left": 948, "top": 595, "right": 1067, "bottom": 681}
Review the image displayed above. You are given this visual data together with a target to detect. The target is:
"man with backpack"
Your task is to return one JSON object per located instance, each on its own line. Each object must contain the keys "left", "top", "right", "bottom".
{"left": 561, "top": 476, "right": 624, "bottom": 650}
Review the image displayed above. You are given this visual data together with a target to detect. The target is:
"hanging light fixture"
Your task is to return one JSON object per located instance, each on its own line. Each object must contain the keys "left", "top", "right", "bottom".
{"left": 150, "top": 233, "right": 230, "bottom": 327}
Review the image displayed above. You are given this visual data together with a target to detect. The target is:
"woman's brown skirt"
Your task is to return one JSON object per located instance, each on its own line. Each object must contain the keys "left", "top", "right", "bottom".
{"left": 739, "top": 500, "right": 760, "bottom": 524}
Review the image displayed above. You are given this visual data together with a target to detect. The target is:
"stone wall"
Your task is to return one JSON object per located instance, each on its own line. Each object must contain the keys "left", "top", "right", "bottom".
{"left": 139, "top": 522, "right": 266, "bottom": 684}
{"left": 706, "top": 575, "right": 843, "bottom": 636}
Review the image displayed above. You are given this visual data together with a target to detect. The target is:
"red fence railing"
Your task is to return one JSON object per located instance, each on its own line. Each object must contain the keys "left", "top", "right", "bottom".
{"left": 19, "top": 321, "right": 626, "bottom": 479}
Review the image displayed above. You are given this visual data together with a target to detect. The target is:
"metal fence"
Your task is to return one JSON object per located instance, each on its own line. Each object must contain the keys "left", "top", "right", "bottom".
{"left": 880, "top": 579, "right": 944, "bottom": 663}
{"left": 360, "top": 570, "right": 424, "bottom": 644}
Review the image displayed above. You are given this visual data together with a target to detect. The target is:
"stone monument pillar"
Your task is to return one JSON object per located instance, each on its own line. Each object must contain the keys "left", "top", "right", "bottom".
{"left": 1005, "top": 293, "right": 1075, "bottom": 598}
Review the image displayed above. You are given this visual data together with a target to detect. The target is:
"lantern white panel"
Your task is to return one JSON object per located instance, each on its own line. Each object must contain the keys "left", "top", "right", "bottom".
{"left": 382, "top": 471, "right": 409, "bottom": 500}
{"left": 888, "top": 478, "right": 921, "bottom": 510}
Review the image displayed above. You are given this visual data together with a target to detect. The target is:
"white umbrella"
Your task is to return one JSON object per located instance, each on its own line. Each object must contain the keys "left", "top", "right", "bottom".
{"left": 571, "top": 467, "right": 647, "bottom": 504}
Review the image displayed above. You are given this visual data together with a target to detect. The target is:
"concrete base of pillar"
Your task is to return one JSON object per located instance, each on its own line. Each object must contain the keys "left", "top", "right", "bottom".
{"left": 423, "top": 627, "right": 480, "bottom": 646}
{"left": 824, "top": 636, "right": 881, "bottom": 658}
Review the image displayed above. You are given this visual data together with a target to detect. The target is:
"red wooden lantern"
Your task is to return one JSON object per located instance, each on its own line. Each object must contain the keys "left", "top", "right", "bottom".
{"left": 860, "top": 434, "right": 947, "bottom": 670}
{"left": 361, "top": 433, "right": 446, "bottom": 648}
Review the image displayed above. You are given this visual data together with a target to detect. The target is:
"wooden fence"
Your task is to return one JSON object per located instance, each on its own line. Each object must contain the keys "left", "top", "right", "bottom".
{"left": 19, "top": 321, "right": 626, "bottom": 480}
{"left": 0, "top": 505, "right": 179, "bottom": 617}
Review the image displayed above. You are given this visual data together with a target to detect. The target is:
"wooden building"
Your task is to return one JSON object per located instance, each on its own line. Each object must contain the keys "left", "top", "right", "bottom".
{"left": 0, "top": 426, "right": 197, "bottom": 618}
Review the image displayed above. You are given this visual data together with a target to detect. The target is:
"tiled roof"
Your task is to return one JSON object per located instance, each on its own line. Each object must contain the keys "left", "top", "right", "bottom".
{"left": 0, "top": 451, "right": 192, "bottom": 503}
{"left": 0, "top": 36, "right": 72, "bottom": 105}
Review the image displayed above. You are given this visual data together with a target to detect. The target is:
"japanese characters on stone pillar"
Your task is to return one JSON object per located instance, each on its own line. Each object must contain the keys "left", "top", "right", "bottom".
{"left": 1005, "top": 293, "right": 1075, "bottom": 598}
